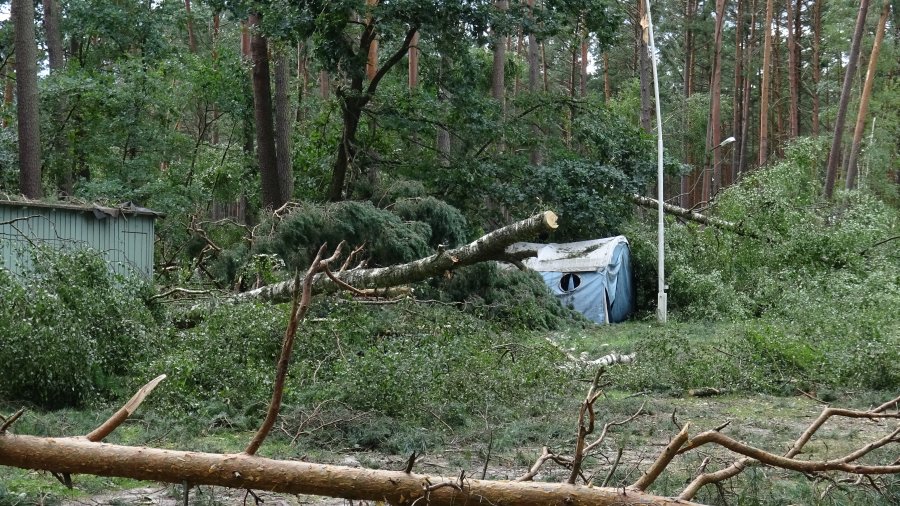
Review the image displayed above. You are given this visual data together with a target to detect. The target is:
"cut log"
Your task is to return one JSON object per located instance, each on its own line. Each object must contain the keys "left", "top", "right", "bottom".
{"left": 631, "top": 194, "right": 749, "bottom": 235}
{"left": 235, "top": 211, "right": 558, "bottom": 304}
{"left": 0, "top": 434, "right": 700, "bottom": 506}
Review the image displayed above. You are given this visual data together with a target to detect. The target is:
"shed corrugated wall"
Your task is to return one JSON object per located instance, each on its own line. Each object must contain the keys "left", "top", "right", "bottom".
{"left": 0, "top": 203, "right": 156, "bottom": 278}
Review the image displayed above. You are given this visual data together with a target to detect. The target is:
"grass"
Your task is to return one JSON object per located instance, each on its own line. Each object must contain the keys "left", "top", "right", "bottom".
{"left": 2, "top": 317, "right": 898, "bottom": 505}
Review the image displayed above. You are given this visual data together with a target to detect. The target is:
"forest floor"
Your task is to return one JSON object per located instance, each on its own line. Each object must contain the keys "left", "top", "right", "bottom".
{"left": 2, "top": 323, "right": 897, "bottom": 505}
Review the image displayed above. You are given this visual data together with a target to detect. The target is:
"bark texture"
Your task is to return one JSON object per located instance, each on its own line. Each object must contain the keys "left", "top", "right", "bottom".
{"left": 0, "top": 434, "right": 698, "bottom": 506}
{"left": 236, "top": 211, "right": 559, "bottom": 304}
{"left": 758, "top": 0, "right": 774, "bottom": 166}
{"left": 824, "top": 0, "right": 870, "bottom": 199}
{"left": 845, "top": 0, "right": 890, "bottom": 190}
{"left": 274, "top": 49, "right": 294, "bottom": 204}
{"left": 13, "top": 0, "right": 42, "bottom": 198}
{"left": 249, "top": 14, "right": 284, "bottom": 209}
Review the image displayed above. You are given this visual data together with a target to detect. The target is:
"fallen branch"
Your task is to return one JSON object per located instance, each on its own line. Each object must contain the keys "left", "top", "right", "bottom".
{"left": 246, "top": 243, "right": 345, "bottom": 456}
{"left": 233, "top": 211, "right": 558, "bottom": 304}
{"left": 631, "top": 194, "right": 752, "bottom": 236}
{"left": 86, "top": 374, "right": 167, "bottom": 442}
{"left": 677, "top": 393, "right": 900, "bottom": 500}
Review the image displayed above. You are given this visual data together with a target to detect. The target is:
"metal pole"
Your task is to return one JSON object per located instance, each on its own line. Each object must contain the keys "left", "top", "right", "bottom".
{"left": 645, "top": 0, "right": 666, "bottom": 323}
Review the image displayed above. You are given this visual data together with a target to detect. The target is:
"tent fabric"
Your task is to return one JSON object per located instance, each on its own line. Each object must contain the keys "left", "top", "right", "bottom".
{"left": 519, "top": 237, "right": 634, "bottom": 324}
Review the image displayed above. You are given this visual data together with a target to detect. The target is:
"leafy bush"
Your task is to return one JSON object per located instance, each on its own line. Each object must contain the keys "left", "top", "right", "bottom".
{"left": 0, "top": 249, "right": 159, "bottom": 408}
{"left": 151, "top": 299, "right": 572, "bottom": 440}
{"left": 417, "top": 262, "right": 588, "bottom": 330}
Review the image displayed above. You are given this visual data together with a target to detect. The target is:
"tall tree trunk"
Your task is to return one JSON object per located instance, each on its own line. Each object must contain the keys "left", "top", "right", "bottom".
{"left": 184, "top": 0, "right": 198, "bottom": 53}
{"left": 603, "top": 52, "right": 611, "bottom": 103}
{"left": 845, "top": 0, "right": 890, "bottom": 190}
{"left": 241, "top": 21, "right": 250, "bottom": 59}
{"left": 328, "top": 27, "right": 417, "bottom": 202}
{"left": 541, "top": 42, "right": 550, "bottom": 92}
{"left": 580, "top": 37, "right": 588, "bottom": 97}
{"left": 492, "top": 0, "right": 509, "bottom": 109}
{"left": 527, "top": 0, "right": 543, "bottom": 166}
{"left": 249, "top": 14, "right": 283, "bottom": 209}
{"left": 211, "top": 13, "right": 221, "bottom": 144}
{"left": 638, "top": 0, "right": 652, "bottom": 132}
{"left": 824, "top": 0, "right": 870, "bottom": 199}
{"left": 703, "top": 0, "right": 727, "bottom": 203}
{"left": 772, "top": 10, "right": 784, "bottom": 157}
{"left": 729, "top": 0, "right": 745, "bottom": 187}
{"left": 319, "top": 70, "right": 330, "bottom": 99}
{"left": 408, "top": 32, "right": 419, "bottom": 89}
{"left": 13, "top": 0, "right": 42, "bottom": 198}
{"left": 785, "top": 0, "right": 799, "bottom": 138}
{"left": 2, "top": 55, "right": 13, "bottom": 128}
{"left": 683, "top": 0, "right": 697, "bottom": 100}
{"left": 810, "top": 0, "right": 822, "bottom": 136}
{"left": 737, "top": 0, "right": 758, "bottom": 181}
{"left": 42, "top": 0, "right": 69, "bottom": 194}
{"left": 681, "top": 0, "right": 697, "bottom": 208}
{"left": 366, "top": 0, "right": 379, "bottom": 81}
{"left": 758, "top": 0, "right": 774, "bottom": 166}
{"left": 296, "top": 42, "right": 308, "bottom": 123}
{"left": 274, "top": 49, "right": 294, "bottom": 205}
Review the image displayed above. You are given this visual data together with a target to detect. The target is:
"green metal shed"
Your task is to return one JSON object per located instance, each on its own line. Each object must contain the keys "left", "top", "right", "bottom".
{"left": 0, "top": 200, "right": 162, "bottom": 278}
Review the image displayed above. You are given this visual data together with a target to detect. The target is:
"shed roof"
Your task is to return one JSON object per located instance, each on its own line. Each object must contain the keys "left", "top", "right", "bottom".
{"left": 0, "top": 200, "right": 164, "bottom": 218}
{"left": 515, "top": 236, "right": 628, "bottom": 272}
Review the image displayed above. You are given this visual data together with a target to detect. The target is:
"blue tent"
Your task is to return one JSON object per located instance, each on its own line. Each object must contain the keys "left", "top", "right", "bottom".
{"left": 519, "top": 237, "right": 635, "bottom": 324}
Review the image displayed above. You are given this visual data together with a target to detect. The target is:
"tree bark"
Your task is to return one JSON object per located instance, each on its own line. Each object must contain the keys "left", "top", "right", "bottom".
{"left": 631, "top": 194, "right": 747, "bottom": 234}
{"left": 737, "top": 0, "right": 757, "bottom": 180}
{"left": 603, "top": 52, "right": 611, "bottom": 103}
{"left": 327, "top": 27, "right": 417, "bottom": 201}
{"left": 785, "top": 0, "right": 800, "bottom": 139}
{"left": 810, "top": 0, "right": 822, "bottom": 136}
{"left": 704, "top": 0, "right": 727, "bottom": 201}
{"left": 408, "top": 32, "right": 419, "bottom": 89}
{"left": 13, "top": 0, "right": 42, "bottom": 199}
{"left": 366, "top": 0, "right": 379, "bottom": 81}
{"left": 527, "top": 0, "right": 543, "bottom": 166}
{"left": 772, "top": 8, "right": 784, "bottom": 157}
{"left": 319, "top": 70, "right": 330, "bottom": 99}
{"left": 730, "top": 0, "right": 745, "bottom": 187}
{"left": 249, "top": 14, "right": 284, "bottom": 209}
{"left": 0, "top": 434, "right": 697, "bottom": 506}
{"left": 824, "top": 0, "right": 870, "bottom": 199}
{"left": 184, "top": 0, "right": 198, "bottom": 53}
{"left": 845, "top": 0, "right": 890, "bottom": 190}
{"left": 580, "top": 38, "right": 588, "bottom": 98}
{"left": 42, "top": 0, "right": 70, "bottom": 194}
{"left": 236, "top": 211, "right": 559, "bottom": 304}
{"left": 758, "top": 0, "right": 774, "bottom": 166}
{"left": 491, "top": 0, "right": 509, "bottom": 110}
{"left": 274, "top": 49, "right": 294, "bottom": 204}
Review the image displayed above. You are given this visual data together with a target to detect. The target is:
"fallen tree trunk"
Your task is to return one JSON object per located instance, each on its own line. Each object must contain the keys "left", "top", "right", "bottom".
{"left": 0, "top": 434, "right": 699, "bottom": 506}
{"left": 235, "top": 210, "right": 558, "bottom": 304}
{"left": 631, "top": 194, "right": 750, "bottom": 235}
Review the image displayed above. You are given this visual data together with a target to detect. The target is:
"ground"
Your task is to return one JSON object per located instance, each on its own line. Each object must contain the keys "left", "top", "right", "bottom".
{"left": 2, "top": 323, "right": 897, "bottom": 505}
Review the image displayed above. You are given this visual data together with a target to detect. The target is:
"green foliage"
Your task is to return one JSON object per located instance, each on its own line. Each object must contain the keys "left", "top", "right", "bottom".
{"left": 253, "top": 200, "right": 433, "bottom": 271}
{"left": 149, "top": 299, "right": 572, "bottom": 445}
{"left": 417, "top": 262, "right": 588, "bottom": 330}
{"left": 0, "top": 250, "right": 159, "bottom": 408}
{"left": 390, "top": 196, "right": 469, "bottom": 249}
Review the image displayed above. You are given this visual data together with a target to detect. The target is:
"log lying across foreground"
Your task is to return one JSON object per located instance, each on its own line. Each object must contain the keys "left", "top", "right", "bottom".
{"left": 0, "top": 434, "right": 698, "bottom": 505}
{"left": 235, "top": 210, "right": 560, "bottom": 304}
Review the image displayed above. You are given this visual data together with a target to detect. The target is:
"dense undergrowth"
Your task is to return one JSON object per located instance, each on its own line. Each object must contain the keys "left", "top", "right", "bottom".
{"left": 0, "top": 139, "right": 898, "bottom": 504}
